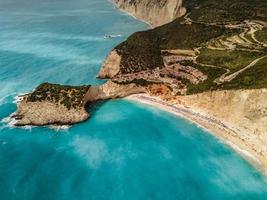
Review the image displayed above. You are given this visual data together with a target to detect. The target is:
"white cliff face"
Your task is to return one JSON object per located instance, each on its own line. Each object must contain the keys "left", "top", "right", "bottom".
{"left": 85, "top": 80, "right": 145, "bottom": 102}
{"left": 113, "top": 0, "right": 186, "bottom": 27}
{"left": 98, "top": 50, "right": 121, "bottom": 79}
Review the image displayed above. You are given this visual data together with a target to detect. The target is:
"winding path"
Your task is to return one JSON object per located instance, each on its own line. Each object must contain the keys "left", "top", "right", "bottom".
{"left": 218, "top": 55, "right": 267, "bottom": 83}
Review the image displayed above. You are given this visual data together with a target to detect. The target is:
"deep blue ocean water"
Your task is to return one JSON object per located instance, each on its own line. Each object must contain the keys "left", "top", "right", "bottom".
{"left": 0, "top": 0, "right": 267, "bottom": 199}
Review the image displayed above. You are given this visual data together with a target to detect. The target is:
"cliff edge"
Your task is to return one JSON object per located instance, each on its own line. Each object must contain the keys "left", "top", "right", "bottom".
{"left": 14, "top": 81, "right": 144, "bottom": 126}
{"left": 113, "top": 0, "right": 186, "bottom": 27}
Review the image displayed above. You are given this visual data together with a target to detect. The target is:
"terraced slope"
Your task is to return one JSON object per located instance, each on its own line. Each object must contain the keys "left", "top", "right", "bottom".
{"left": 102, "top": 0, "right": 267, "bottom": 95}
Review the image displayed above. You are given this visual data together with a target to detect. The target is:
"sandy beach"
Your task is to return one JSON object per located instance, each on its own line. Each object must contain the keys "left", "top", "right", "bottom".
{"left": 127, "top": 93, "right": 267, "bottom": 175}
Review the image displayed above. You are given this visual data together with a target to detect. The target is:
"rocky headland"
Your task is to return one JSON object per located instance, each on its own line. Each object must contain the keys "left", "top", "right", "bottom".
{"left": 14, "top": 81, "right": 144, "bottom": 126}
{"left": 14, "top": 83, "right": 91, "bottom": 126}
{"left": 13, "top": 0, "right": 267, "bottom": 170}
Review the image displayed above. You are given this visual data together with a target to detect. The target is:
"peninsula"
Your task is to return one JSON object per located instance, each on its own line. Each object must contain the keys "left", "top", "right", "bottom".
{"left": 14, "top": 0, "right": 267, "bottom": 171}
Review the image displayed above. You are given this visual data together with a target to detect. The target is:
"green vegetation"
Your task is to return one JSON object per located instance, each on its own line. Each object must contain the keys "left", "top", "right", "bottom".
{"left": 116, "top": 20, "right": 235, "bottom": 74}
{"left": 155, "top": 19, "right": 235, "bottom": 49}
{"left": 27, "top": 83, "right": 90, "bottom": 109}
{"left": 112, "top": 0, "right": 267, "bottom": 94}
{"left": 185, "top": 0, "right": 267, "bottom": 24}
{"left": 255, "top": 28, "right": 267, "bottom": 44}
{"left": 180, "top": 57, "right": 267, "bottom": 93}
{"left": 197, "top": 48, "right": 265, "bottom": 72}
{"left": 218, "top": 57, "right": 267, "bottom": 90}
{"left": 116, "top": 31, "right": 163, "bottom": 74}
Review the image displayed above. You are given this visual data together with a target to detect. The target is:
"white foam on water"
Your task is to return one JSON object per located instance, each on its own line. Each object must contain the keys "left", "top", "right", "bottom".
{"left": 0, "top": 115, "right": 35, "bottom": 131}
{"left": 12, "top": 93, "right": 28, "bottom": 104}
{"left": 1, "top": 115, "right": 16, "bottom": 129}
{"left": 0, "top": 112, "right": 34, "bottom": 131}
{"left": 49, "top": 125, "right": 70, "bottom": 132}
{"left": 20, "top": 125, "right": 33, "bottom": 131}
{"left": 0, "top": 94, "right": 27, "bottom": 130}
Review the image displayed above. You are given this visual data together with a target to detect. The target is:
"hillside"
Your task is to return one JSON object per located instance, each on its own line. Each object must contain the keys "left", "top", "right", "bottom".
{"left": 101, "top": 0, "right": 267, "bottom": 95}
{"left": 14, "top": 0, "right": 267, "bottom": 126}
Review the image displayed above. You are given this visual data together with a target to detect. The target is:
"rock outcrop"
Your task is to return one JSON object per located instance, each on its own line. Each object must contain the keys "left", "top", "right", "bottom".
{"left": 98, "top": 50, "right": 121, "bottom": 79}
{"left": 13, "top": 0, "right": 267, "bottom": 132}
{"left": 15, "top": 100, "right": 89, "bottom": 126}
{"left": 14, "top": 83, "right": 91, "bottom": 126}
{"left": 14, "top": 81, "right": 145, "bottom": 126}
{"left": 85, "top": 80, "right": 145, "bottom": 102}
{"left": 113, "top": 0, "right": 186, "bottom": 27}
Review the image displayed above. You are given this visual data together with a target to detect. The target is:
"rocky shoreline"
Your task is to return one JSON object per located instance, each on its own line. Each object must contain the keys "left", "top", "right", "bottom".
{"left": 12, "top": 0, "right": 267, "bottom": 174}
{"left": 13, "top": 80, "right": 145, "bottom": 126}
{"left": 14, "top": 99, "right": 89, "bottom": 126}
{"left": 106, "top": 0, "right": 267, "bottom": 172}
{"left": 13, "top": 0, "right": 267, "bottom": 129}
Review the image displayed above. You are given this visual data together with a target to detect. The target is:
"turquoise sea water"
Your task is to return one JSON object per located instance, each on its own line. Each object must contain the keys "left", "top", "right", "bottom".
{"left": 0, "top": 0, "right": 267, "bottom": 199}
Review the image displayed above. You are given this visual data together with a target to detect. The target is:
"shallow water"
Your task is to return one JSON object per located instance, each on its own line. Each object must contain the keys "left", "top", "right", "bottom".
{"left": 0, "top": 0, "right": 267, "bottom": 199}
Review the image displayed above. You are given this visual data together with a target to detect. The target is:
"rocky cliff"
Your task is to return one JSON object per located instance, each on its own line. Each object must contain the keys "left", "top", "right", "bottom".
{"left": 113, "top": 0, "right": 186, "bottom": 27}
{"left": 14, "top": 81, "right": 144, "bottom": 126}
{"left": 98, "top": 50, "right": 121, "bottom": 79}
{"left": 14, "top": 0, "right": 267, "bottom": 128}
{"left": 15, "top": 100, "right": 89, "bottom": 126}
{"left": 85, "top": 80, "right": 145, "bottom": 102}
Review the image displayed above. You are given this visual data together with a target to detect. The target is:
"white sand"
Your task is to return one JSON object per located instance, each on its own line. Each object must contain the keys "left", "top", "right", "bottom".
{"left": 126, "top": 93, "right": 267, "bottom": 175}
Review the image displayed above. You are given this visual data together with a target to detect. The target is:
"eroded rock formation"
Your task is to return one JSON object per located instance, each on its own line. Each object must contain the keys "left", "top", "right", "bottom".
{"left": 113, "top": 0, "right": 186, "bottom": 27}
{"left": 14, "top": 81, "right": 145, "bottom": 126}
{"left": 15, "top": 100, "right": 89, "bottom": 126}
{"left": 98, "top": 50, "right": 121, "bottom": 79}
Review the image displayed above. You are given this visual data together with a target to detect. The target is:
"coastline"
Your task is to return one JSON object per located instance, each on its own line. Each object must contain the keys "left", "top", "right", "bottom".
{"left": 108, "top": 0, "right": 153, "bottom": 28}
{"left": 113, "top": 0, "right": 267, "bottom": 176}
{"left": 126, "top": 94, "right": 267, "bottom": 175}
